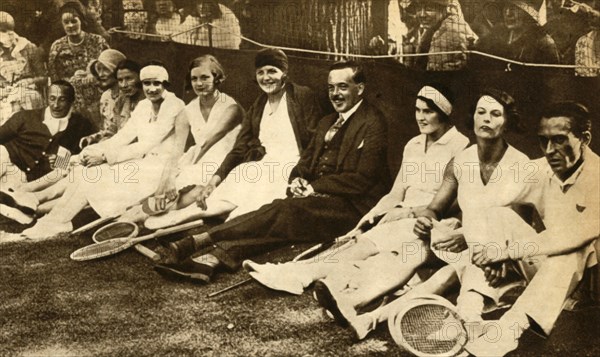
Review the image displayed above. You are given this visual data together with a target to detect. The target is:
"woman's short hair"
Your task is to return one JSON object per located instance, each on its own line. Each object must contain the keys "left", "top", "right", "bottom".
{"left": 186, "top": 54, "right": 226, "bottom": 89}
{"left": 468, "top": 88, "right": 522, "bottom": 132}
{"left": 416, "top": 83, "right": 455, "bottom": 123}
{"left": 59, "top": 3, "right": 88, "bottom": 31}
{"left": 116, "top": 59, "right": 142, "bottom": 75}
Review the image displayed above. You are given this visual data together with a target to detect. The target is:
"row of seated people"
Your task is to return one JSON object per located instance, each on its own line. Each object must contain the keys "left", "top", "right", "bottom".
{"left": 378, "top": 0, "right": 600, "bottom": 75}
{"left": 0, "top": 47, "right": 598, "bottom": 356}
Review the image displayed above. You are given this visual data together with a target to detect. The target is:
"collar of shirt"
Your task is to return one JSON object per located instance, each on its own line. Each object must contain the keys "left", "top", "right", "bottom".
{"left": 413, "top": 126, "right": 459, "bottom": 148}
{"left": 545, "top": 152, "right": 588, "bottom": 193}
{"left": 339, "top": 99, "right": 363, "bottom": 123}
{"left": 43, "top": 107, "right": 72, "bottom": 136}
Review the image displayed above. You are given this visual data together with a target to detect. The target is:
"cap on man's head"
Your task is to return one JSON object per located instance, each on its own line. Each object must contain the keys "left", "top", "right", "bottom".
{"left": 255, "top": 48, "right": 289, "bottom": 73}
{"left": 89, "top": 49, "right": 127, "bottom": 78}
{"left": 0, "top": 11, "right": 15, "bottom": 32}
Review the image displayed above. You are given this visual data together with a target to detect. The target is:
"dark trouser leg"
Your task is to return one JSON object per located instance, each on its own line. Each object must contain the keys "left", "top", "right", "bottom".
{"left": 197, "top": 196, "right": 361, "bottom": 270}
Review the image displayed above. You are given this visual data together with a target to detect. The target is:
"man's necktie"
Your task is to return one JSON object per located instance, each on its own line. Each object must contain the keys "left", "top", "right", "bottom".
{"left": 324, "top": 115, "right": 344, "bottom": 143}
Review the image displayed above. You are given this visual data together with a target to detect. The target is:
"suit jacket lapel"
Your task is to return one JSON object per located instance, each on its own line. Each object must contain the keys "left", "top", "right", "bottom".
{"left": 337, "top": 103, "right": 367, "bottom": 166}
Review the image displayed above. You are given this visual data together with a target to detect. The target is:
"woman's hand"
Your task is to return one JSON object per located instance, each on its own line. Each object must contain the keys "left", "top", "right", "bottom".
{"left": 289, "top": 177, "right": 310, "bottom": 197}
{"left": 431, "top": 228, "right": 468, "bottom": 253}
{"left": 379, "top": 207, "right": 412, "bottom": 225}
{"left": 196, "top": 183, "right": 216, "bottom": 210}
{"left": 413, "top": 216, "right": 434, "bottom": 239}
{"left": 472, "top": 242, "right": 510, "bottom": 267}
{"left": 152, "top": 170, "right": 178, "bottom": 211}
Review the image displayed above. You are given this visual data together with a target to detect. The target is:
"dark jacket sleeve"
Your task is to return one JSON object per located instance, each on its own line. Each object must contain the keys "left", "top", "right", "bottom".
{"left": 0, "top": 113, "right": 22, "bottom": 143}
{"left": 311, "top": 110, "right": 387, "bottom": 197}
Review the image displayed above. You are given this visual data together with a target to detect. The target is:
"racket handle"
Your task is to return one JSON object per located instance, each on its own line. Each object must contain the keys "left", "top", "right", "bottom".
{"left": 207, "top": 278, "right": 252, "bottom": 298}
{"left": 133, "top": 244, "right": 160, "bottom": 262}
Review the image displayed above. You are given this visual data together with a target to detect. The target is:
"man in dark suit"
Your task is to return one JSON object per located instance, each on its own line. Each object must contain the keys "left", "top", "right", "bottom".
{"left": 154, "top": 61, "right": 389, "bottom": 283}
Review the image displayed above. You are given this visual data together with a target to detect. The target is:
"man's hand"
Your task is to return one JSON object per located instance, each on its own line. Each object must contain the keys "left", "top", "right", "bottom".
{"left": 195, "top": 184, "right": 216, "bottom": 210}
{"left": 47, "top": 154, "right": 57, "bottom": 168}
{"left": 472, "top": 242, "right": 510, "bottom": 267}
{"left": 483, "top": 262, "right": 508, "bottom": 288}
{"left": 289, "top": 177, "right": 315, "bottom": 197}
{"left": 379, "top": 206, "right": 412, "bottom": 225}
{"left": 413, "top": 216, "right": 434, "bottom": 239}
{"left": 353, "top": 210, "right": 384, "bottom": 233}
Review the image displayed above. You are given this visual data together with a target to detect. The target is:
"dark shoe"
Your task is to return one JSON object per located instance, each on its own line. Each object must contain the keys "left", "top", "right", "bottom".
{"left": 156, "top": 236, "right": 197, "bottom": 264}
{"left": 153, "top": 258, "right": 213, "bottom": 283}
{"left": 314, "top": 280, "right": 356, "bottom": 327}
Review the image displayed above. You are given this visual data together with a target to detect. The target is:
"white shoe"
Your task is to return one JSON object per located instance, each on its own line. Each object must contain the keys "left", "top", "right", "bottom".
{"left": 249, "top": 269, "right": 305, "bottom": 295}
{"left": 242, "top": 260, "right": 276, "bottom": 273}
{"left": 348, "top": 313, "right": 377, "bottom": 340}
{"left": 465, "top": 320, "right": 520, "bottom": 357}
{"left": 21, "top": 216, "right": 73, "bottom": 239}
{"left": 0, "top": 203, "right": 34, "bottom": 224}
{"left": 145, "top": 205, "right": 201, "bottom": 230}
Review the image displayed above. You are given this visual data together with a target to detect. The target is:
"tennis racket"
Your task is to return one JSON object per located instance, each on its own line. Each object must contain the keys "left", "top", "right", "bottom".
{"left": 388, "top": 294, "right": 468, "bottom": 357}
{"left": 92, "top": 221, "right": 160, "bottom": 261}
{"left": 70, "top": 220, "right": 204, "bottom": 261}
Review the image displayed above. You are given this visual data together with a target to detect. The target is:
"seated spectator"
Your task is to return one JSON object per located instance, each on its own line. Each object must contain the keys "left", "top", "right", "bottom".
{"left": 474, "top": 0, "right": 560, "bottom": 68}
{"left": 0, "top": 80, "right": 95, "bottom": 192}
{"left": 35, "top": 0, "right": 111, "bottom": 54}
{"left": 0, "top": 12, "right": 46, "bottom": 125}
{"left": 403, "top": 0, "right": 478, "bottom": 71}
{"left": 176, "top": 0, "right": 242, "bottom": 49}
{"left": 574, "top": 1, "right": 600, "bottom": 76}
{"left": 48, "top": 2, "right": 110, "bottom": 129}
{"left": 123, "top": 0, "right": 149, "bottom": 39}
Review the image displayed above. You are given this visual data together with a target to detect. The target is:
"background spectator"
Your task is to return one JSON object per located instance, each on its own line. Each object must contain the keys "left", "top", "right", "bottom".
{"left": 176, "top": 0, "right": 241, "bottom": 49}
{"left": 48, "top": 3, "right": 110, "bottom": 129}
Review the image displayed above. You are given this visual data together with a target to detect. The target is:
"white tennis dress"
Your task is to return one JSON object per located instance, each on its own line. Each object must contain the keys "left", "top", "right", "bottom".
{"left": 81, "top": 91, "right": 185, "bottom": 217}
{"left": 211, "top": 92, "right": 301, "bottom": 218}
{"left": 175, "top": 92, "right": 241, "bottom": 188}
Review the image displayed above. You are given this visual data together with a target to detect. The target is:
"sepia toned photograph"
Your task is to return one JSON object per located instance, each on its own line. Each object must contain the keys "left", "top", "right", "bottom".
{"left": 0, "top": 0, "right": 598, "bottom": 356}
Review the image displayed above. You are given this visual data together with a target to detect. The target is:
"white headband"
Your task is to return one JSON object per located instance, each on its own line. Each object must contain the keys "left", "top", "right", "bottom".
{"left": 417, "top": 86, "right": 452, "bottom": 116}
{"left": 140, "top": 65, "right": 169, "bottom": 82}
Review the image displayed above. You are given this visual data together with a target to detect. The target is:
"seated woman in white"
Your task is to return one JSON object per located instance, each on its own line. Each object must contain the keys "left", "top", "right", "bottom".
{"left": 245, "top": 84, "right": 469, "bottom": 295}
{"left": 121, "top": 54, "right": 244, "bottom": 225}
{"left": 22, "top": 64, "right": 186, "bottom": 239}
{"left": 333, "top": 89, "right": 541, "bottom": 340}
{"left": 144, "top": 48, "right": 322, "bottom": 229}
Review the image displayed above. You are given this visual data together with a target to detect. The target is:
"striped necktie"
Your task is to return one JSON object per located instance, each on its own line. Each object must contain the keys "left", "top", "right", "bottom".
{"left": 324, "top": 115, "right": 345, "bottom": 143}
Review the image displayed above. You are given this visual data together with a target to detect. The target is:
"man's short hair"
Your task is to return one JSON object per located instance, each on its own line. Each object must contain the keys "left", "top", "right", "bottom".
{"left": 329, "top": 60, "right": 366, "bottom": 84}
{"left": 540, "top": 101, "right": 592, "bottom": 139}
{"left": 51, "top": 79, "right": 76, "bottom": 105}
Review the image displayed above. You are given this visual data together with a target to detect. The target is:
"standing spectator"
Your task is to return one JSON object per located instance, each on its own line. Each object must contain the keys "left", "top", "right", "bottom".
{"left": 176, "top": 0, "right": 242, "bottom": 49}
{"left": 403, "top": 0, "right": 478, "bottom": 71}
{"left": 48, "top": 2, "right": 110, "bottom": 129}
{"left": 0, "top": 12, "right": 46, "bottom": 125}
{"left": 574, "top": 1, "right": 600, "bottom": 76}
{"left": 123, "top": 0, "right": 149, "bottom": 39}
{"left": 146, "top": 0, "right": 185, "bottom": 41}
{"left": 474, "top": 0, "right": 560, "bottom": 68}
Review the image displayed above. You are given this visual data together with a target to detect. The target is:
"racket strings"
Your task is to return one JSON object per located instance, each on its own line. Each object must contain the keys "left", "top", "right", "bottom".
{"left": 94, "top": 224, "right": 137, "bottom": 242}
{"left": 400, "top": 304, "right": 466, "bottom": 355}
{"left": 70, "top": 239, "right": 130, "bottom": 261}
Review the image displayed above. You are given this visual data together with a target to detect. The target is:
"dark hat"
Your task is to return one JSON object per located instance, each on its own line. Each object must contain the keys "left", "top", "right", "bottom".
{"left": 255, "top": 48, "right": 289, "bottom": 73}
